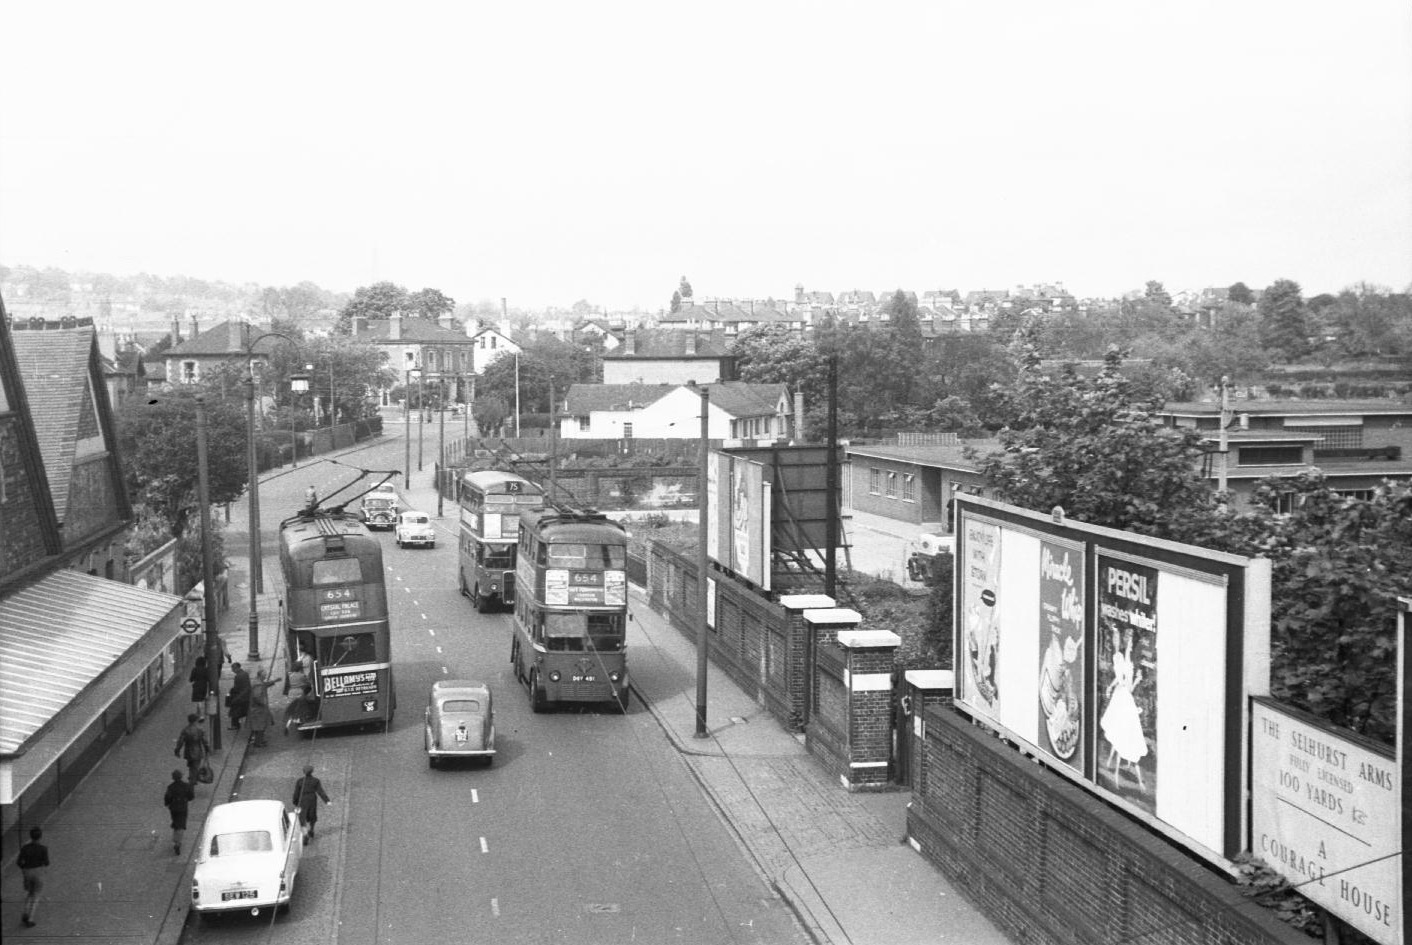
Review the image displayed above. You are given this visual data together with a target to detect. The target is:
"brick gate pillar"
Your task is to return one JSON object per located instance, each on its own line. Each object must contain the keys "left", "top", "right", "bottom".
{"left": 900, "top": 669, "right": 953, "bottom": 794}
{"left": 835, "top": 626, "right": 899, "bottom": 791}
{"left": 778, "top": 594, "right": 836, "bottom": 730}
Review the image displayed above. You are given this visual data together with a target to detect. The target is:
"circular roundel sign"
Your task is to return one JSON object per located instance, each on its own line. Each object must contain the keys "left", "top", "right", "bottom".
{"left": 180, "top": 617, "right": 202, "bottom": 635}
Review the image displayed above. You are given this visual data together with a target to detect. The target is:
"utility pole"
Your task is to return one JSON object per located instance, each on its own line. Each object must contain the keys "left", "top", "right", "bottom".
{"left": 695, "top": 385, "right": 710, "bottom": 738}
{"left": 514, "top": 353, "right": 521, "bottom": 438}
{"left": 404, "top": 368, "right": 412, "bottom": 485}
{"left": 825, "top": 355, "right": 838, "bottom": 598}
{"left": 437, "top": 376, "right": 446, "bottom": 517}
{"left": 418, "top": 370, "right": 425, "bottom": 471}
{"left": 549, "top": 379, "right": 558, "bottom": 503}
{"left": 195, "top": 396, "right": 222, "bottom": 752}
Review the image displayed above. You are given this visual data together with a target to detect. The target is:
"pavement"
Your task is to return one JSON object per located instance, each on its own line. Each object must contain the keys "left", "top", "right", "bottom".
{"left": 3, "top": 427, "right": 1009, "bottom": 945}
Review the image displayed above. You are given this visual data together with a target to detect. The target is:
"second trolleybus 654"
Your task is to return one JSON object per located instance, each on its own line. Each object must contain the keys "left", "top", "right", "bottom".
{"left": 279, "top": 509, "right": 396, "bottom": 731}
{"left": 457, "top": 470, "right": 545, "bottom": 613}
{"left": 510, "top": 507, "right": 631, "bottom": 712}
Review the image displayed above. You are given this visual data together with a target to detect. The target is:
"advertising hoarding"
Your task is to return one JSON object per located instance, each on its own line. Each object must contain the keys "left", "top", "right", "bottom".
{"left": 952, "top": 495, "right": 1269, "bottom": 863}
{"left": 706, "top": 452, "right": 770, "bottom": 589}
{"left": 1251, "top": 700, "right": 1401, "bottom": 944}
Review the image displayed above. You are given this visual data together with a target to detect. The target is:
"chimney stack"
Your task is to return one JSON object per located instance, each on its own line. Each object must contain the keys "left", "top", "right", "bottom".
{"left": 685, "top": 331, "right": 697, "bottom": 356}
{"left": 437, "top": 312, "right": 453, "bottom": 331}
{"left": 625, "top": 329, "right": 636, "bottom": 355}
{"left": 794, "top": 391, "right": 805, "bottom": 443}
{"left": 389, "top": 313, "right": 402, "bottom": 341}
{"left": 171, "top": 315, "right": 181, "bottom": 344}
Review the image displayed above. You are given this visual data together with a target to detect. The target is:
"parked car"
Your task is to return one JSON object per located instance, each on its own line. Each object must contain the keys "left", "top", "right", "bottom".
{"left": 191, "top": 799, "right": 302, "bottom": 920}
{"left": 424, "top": 680, "right": 495, "bottom": 768}
{"left": 359, "top": 494, "right": 399, "bottom": 530}
{"left": 395, "top": 511, "right": 436, "bottom": 549}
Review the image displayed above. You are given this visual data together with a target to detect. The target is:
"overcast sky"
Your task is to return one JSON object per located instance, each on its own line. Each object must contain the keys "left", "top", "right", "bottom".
{"left": 2, "top": 1, "right": 1409, "bottom": 311}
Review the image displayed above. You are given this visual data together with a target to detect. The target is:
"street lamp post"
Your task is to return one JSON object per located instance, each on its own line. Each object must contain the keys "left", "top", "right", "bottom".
{"left": 240, "top": 329, "right": 304, "bottom": 661}
{"left": 437, "top": 376, "right": 446, "bottom": 517}
{"left": 404, "top": 368, "right": 412, "bottom": 484}
{"left": 417, "top": 370, "right": 425, "bottom": 471}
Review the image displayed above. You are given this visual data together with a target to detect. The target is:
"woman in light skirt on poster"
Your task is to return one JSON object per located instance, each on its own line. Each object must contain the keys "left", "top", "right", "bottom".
{"left": 1100, "top": 626, "right": 1147, "bottom": 788}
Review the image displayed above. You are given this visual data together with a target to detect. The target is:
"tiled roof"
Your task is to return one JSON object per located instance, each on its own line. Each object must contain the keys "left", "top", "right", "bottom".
{"left": 167, "top": 320, "right": 284, "bottom": 357}
{"left": 564, "top": 383, "right": 674, "bottom": 413}
{"left": 12, "top": 328, "right": 95, "bottom": 523}
{"left": 701, "top": 381, "right": 787, "bottom": 417}
{"left": 358, "top": 318, "right": 475, "bottom": 345}
{"left": 606, "top": 328, "right": 731, "bottom": 358}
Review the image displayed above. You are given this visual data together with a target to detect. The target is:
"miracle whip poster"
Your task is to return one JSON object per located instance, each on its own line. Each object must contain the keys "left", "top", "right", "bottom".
{"left": 1096, "top": 557, "right": 1158, "bottom": 813}
{"left": 1037, "top": 541, "right": 1083, "bottom": 771}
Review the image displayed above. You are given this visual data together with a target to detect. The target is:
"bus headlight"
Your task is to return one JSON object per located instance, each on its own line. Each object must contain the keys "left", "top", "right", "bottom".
{"left": 548, "top": 670, "right": 561, "bottom": 682}
{"left": 609, "top": 671, "right": 621, "bottom": 683}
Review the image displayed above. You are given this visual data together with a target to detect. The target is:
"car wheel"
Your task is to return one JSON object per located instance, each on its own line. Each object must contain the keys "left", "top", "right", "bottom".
{"left": 428, "top": 755, "right": 438, "bottom": 770}
{"left": 474, "top": 585, "right": 490, "bottom": 614}
{"left": 617, "top": 687, "right": 632, "bottom": 713}
{"left": 530, "top": 670, "right": 547, "bottom": 713}
{"left": 459, "top": 571, "right": 469, "bottom": 598}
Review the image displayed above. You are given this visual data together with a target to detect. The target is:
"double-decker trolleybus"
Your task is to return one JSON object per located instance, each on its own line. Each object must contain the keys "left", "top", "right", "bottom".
{"left": 510, "top": 507, "right": 631, "bottom": 712}
{"left": 458, "top": 470, "right": 545, "bottom": 613}
{"left": 279, "top": 509, "right": 396, "bottom": 731}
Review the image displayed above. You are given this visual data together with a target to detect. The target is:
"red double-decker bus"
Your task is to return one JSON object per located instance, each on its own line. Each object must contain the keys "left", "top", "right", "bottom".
{"left": 509, "top": 508, "right": 630, "bottom": 712}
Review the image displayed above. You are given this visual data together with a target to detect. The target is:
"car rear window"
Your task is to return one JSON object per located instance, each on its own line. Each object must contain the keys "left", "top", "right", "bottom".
{"left": 443, "top": 699, "right": 480, "bottom": 713}
{"left": 211, "top": 830, "right": 273, "bottom": 855}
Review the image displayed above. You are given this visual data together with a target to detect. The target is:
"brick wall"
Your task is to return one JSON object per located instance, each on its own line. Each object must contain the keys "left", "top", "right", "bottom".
{"left": 908, "top": 707, "right": 1311, "bottom": 945}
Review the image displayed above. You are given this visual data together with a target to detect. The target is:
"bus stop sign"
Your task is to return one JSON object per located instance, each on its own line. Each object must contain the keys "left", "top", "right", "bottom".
{"left": 181, "top": 617, "right": 202, "bottom": 635}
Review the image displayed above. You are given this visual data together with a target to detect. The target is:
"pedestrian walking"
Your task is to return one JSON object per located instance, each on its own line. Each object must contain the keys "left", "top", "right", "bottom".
{"left": 292, "top": 764, "right": 331, "bottom": 840}
{"left": 227, "top": 661, "right": 251, "bottom": 731}
{"left": 163, "top": 770, "right": 195, "bottom": 855}
{"left": 189, "top": 656, "right": 210, "bottom": 722}
{"left": 18, "top": 826, "right": 49, "bottom": 928}
{"left": 247, "top": 669, "right": 274, "bottom": 747}
{"left": 174, "top": 713, "right": 210, "bottom": 785}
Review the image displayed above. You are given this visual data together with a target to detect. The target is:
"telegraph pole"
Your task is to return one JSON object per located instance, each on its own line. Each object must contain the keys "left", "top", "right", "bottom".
{"left": 195, "top": 396, "right": 222, "bottom": 752}
{"left": 437, "top": 376, "right": 446, "bottom": 517}
{"left": 695, "top": 385, "right": 710, "bottom": 738}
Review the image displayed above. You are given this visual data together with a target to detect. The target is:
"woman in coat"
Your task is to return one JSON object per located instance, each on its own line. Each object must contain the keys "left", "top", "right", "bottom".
{"left": 246, "top": 669, "right": 275, "bottom": 747}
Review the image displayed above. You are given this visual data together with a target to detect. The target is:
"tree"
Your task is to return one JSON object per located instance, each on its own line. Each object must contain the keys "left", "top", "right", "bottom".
{"left": 670, "top": 290, "right": 682, "bottom": 314}
{"left": 475, "top": 335, "right": 598, "bottom": 417}
{"left": 472, "top": 394, "right": 510, "bottom": 436}
{"left": 972, "top": 326, "right": 1213, "bottom": 535}
{"left": 1143, "top": 280, "right": 1172, "bottom": 308}
{"left": 407, "top": 287, "right": 456, "bottom": 321}
{"left": 1257, "top": 278, "right": 1311, "bottom": 361}
{"left": 335, "top": 281, "right": 409, "bottom": 332}
{"left": 1227, "top": 282, "right": 1255, "bottom": 305}
{"left": 678, "top": 276, "right": 693, "bottom": 300}
{"left": 730, "top": 324, "right": 829, "bottom": 406}
{"left": 1248, "top": 474, "right": 1409, "bottom": 743}
{"left": 115, "top": 388, "right": 250, "bottom": 537}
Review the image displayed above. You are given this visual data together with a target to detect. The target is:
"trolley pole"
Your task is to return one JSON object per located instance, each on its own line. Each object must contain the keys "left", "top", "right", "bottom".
{"left": 695, "top": 386, "right": 710, "bottom": 739}
{"left": 196, "top": 396, "right": 222, "bottom": 752}
{"left": 404, "top": 369, "right": 411, "bottom": 485}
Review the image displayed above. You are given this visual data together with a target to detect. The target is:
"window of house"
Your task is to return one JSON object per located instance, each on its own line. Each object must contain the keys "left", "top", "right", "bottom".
{"left": 869, "top": 467, "right": 881, "bottom": 495}
{"left": 577, "top": 416, "right": 590, "bottom": 432}
{"left": 490, "top": 337, "right": 497, "bottom": 349}
{"left": 902, "top": 473, "right": 916, "bottom": 503}
{"left": 1334, "top": 488, "right": 1374, "bottom": 502}
{"left": 1238, "top": 445, "right": 1304, "bottom": 466}
{"left": 623, "top": 422, "right": 633, "bottom": 439}
{"left": 182, "top": 361, "right": 197, "bottom": 382}
{"left": 885, "top": 471, "right": 898, "bottom": 498}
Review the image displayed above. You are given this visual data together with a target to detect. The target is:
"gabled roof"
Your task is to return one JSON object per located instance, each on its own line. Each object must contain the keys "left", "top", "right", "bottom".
{"left": 11, "top": 328, "right": 98, "bottom": 523}
{"left": 700, "top": 381, "right": 788, "bottom": 417}
{"left": 564, "top": 383, "right": 674, "bottom": 413}
{"left": 166, "top": 319, "right": 282, "bottom": 357}
{"left": 0, "top": 306, "right": 64, "bottom": 578}
{"left": 1163, "top": 399, "right": 1412, "bottom": 419}
{"left": 846, "top": 440, "right": 1001, "bottom": 471}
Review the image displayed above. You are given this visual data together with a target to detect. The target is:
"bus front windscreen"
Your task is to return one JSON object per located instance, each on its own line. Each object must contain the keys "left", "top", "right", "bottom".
{"left": 321, "top": 632, "right": 377, "bottom": 667}
{"left": 543, "top": 612, "right": 624, "bottom": 652}
{"left": 480, "top": 544, "right": 515, "bottom": 569}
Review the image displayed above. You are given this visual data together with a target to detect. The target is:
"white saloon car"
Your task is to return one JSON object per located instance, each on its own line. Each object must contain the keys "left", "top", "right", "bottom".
{"left": 395, "top": 511, "right": 436, "bottom": 548}
{"left": 192, "top": 799, "right": 302, "bottom": 920}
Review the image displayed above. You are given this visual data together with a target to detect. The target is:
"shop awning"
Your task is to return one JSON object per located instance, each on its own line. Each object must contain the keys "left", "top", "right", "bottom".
{"left": 0, "top": 570, "right": 182, "bottom": 755}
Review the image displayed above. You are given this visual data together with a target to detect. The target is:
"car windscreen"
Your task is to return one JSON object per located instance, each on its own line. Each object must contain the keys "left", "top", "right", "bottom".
{"left": 211, "top": 830, "right": 274, "bottom": 856}
{"left": 442, "top": 699, "right": 481, "bottom": 713}
{"left": 403, "top": 516, "right": 429, "bottom": 525}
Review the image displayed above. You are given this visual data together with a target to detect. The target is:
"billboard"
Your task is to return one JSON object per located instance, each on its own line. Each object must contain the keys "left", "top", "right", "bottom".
{"left": 952, "top": 495, "right": 1270, "bottom": 864}
{"left": 1251, "top": 700, "right": 1402, "bottom": 944}
{"left": 706, "top": 452, "right": 771, "bottom": 589}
